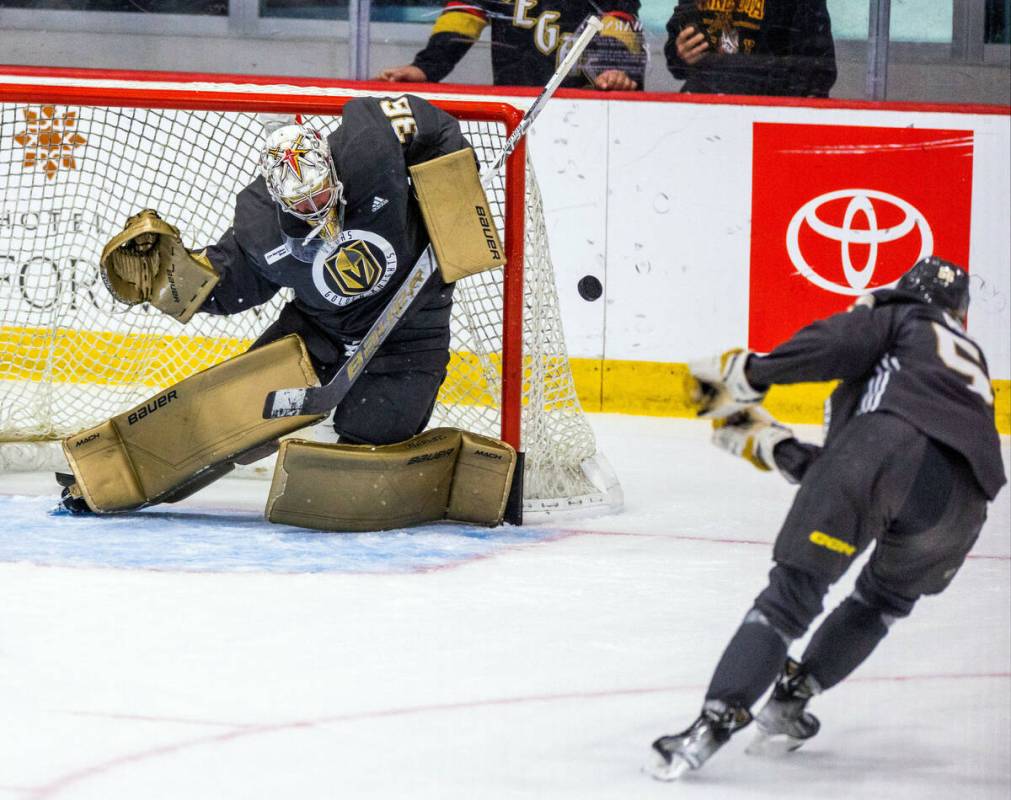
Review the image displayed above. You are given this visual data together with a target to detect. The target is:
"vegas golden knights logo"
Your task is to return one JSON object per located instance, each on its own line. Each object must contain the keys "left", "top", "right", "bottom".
{"left": 312, "top": 229, "right": 398, "bottom": 307}
{"left": 324, "top": 240, "right": 382, "bottom": 295}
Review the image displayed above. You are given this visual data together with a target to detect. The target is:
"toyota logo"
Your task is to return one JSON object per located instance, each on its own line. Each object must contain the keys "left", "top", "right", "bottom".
{"left": 786, "top": 189, "right": 934, "bottom": 296}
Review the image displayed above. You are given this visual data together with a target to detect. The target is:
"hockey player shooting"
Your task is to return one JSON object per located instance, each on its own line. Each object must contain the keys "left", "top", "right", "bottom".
{"left": 649, "top": 256, "right": 1006, "bottom": 780}
{"left": 55, "top": 94, "right": 520, "bottom": 530}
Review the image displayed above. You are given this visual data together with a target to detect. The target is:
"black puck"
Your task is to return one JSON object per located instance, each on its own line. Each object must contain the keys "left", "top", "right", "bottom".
{"left": 577, "top": 274, "right": 603, "bottom": 301}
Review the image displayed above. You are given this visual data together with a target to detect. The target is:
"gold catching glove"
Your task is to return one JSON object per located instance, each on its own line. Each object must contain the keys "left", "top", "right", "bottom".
{"left": 100, "top": 209, "right": 219, "bottom": 323}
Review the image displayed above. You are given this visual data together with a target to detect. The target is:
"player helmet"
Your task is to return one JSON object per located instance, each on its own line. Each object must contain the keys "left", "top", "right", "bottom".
{"left": 895, "top": 256, "right": 970, "bottom": 325}
{"left": 259, "top": 123, "right": 344, "bottom": 233}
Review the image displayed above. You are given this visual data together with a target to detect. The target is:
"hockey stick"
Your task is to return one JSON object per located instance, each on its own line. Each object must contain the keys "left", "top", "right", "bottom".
{"left": 264, "top": 247, "right": 437, "bottom": 418}
{"left": 263, "top": 16, "right": 603, "bottom": 420}
{"left": 481, "top": 14, "right": 603, "bottom": 185}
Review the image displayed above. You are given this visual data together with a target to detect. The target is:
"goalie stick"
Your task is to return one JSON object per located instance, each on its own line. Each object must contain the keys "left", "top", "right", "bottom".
{"left": 263, "top": 15, "right": 604, "bottom": 420}
{"left": 264, "top": 247, "right": 437, "bottom": 418}
{"left": 481, "top": 14, "right": 604, "bottom": 185}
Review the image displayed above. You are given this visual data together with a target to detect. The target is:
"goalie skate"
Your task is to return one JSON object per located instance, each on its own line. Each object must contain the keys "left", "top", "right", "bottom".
{"left": 648, "top": 701, "right": 751, "bottom": 781}
{"left": 747, "top": 658, "right": 821, "bottom": 757}
{"left": 54, "top": 472, "right": 91, "bottom": 516}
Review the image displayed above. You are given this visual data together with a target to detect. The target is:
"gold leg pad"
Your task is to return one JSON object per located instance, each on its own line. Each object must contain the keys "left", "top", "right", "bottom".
{"left": 265, "top": 427, "right": 517, "bottom": 532}
{"left": 62, "top": 334, "right": 325, "bottom": 513}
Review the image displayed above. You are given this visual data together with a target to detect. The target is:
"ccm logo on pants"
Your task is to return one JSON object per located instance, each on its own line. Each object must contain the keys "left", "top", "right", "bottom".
{"left": 808, "top": 530, "right": 856, "bottom": 557}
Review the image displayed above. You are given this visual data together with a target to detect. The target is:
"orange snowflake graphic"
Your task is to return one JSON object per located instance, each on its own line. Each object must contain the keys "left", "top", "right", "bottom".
{"left": 13, "top": 105, "right": 87, "bottom": 181}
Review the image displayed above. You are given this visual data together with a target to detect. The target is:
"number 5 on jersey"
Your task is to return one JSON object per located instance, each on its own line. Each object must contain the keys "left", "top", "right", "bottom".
{"left": 932, "top": 321, "right": 994, "bottom": 405}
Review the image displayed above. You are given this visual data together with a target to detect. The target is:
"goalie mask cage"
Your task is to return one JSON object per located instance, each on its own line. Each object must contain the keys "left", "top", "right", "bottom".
{"left": 0, "top": 69, "right": 622, "bottom": 518}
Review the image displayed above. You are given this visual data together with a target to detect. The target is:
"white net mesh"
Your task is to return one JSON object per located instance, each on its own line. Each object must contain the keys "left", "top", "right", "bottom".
{"left": 0, "top": 86, "right": 617, "bottom": 510}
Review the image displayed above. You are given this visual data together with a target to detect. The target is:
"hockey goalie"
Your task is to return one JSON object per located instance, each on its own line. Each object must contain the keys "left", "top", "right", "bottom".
{"left": 56, "top": 93, "right": 519, "bottom": 530}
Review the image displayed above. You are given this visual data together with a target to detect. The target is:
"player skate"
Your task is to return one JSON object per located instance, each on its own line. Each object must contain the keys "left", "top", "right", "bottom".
{"left": 648, "top": 700, "right": 751, "bottom": 780}
{"left": 747, "top": 658, "right": 821, "bottom": 757}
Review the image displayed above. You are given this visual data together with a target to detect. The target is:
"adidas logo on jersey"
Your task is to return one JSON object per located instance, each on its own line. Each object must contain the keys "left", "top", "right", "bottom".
{"left": 371, "top": 196, "right": 388, "bottom": 213}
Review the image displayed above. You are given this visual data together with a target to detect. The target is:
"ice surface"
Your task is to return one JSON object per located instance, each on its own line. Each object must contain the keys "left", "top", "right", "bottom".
{"left": 0, "top": 415, "right": 1008, "bottom": 800}
{"left": 1, "top": 498, "right": 562, "bottom": 575}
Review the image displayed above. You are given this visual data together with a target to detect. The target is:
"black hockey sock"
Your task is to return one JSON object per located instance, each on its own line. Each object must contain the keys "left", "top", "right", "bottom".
{"left": 801, "top": 596, "right": 890, "bottom": 691}
{"left": 705, "top": 609, "right": 790, "bottom": 709}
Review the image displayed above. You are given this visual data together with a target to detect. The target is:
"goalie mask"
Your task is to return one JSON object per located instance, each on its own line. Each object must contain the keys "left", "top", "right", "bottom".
{"left": 896, "top": 256, "right": 970, "bottom": 326}
{"left": 260, "top": 123, "right": 344, "bottom": 240}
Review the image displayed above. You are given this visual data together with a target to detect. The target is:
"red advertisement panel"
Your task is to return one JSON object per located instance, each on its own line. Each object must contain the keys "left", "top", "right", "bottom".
{"left": 749, "top": 123, "right": 973, "bottom": 351}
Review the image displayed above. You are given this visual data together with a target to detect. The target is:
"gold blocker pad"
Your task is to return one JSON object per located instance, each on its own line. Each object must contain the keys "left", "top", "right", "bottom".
{"left": 409, "top": 148, "right": 505, "bottom": 282}
{"left": 62, "top": 335, "right": 325, "bottom": 513}
{"left": 265, "top": 428, "right": 521, "bottom": 532}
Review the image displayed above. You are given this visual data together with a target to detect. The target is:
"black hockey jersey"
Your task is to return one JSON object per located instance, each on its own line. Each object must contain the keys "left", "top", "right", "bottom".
{"left": 199, "top": 95, "right": 470, "bottom": 372}
{"left": 412, "top": 0, "right": 645, "bottom": 88}
{"left": 748, "top": 290, "right": 1006, "bottom": 500}
{"left": 665, "top": 0, "right": 837, "bottom": 97}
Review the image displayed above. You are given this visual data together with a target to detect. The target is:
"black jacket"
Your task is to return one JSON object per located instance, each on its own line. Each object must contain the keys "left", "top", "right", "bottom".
{"left": 665, "top": 0, "right": 837, "bottom": 97}
{"left": 748, "top": 291, "right": 1006, "bottom": 500}
{"left": 413, "top": 0, "right": 645, "bottom": 88}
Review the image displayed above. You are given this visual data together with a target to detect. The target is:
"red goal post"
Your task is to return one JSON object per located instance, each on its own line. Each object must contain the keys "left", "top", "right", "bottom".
{"left": 0, "top": 68, "right": 622, "bottom": 517}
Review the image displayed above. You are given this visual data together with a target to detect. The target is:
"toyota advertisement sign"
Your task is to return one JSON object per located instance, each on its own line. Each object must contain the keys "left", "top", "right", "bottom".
{"left": 748, "top": 123, "right": 974, "bottom": 352}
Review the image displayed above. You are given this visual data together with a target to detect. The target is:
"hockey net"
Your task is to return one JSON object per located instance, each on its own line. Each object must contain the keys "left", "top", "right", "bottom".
{"left": 0, "top": 73, "right": 621, "bottom": 518}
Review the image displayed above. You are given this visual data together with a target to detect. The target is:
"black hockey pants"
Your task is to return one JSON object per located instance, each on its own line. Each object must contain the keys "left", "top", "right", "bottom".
{"left": 707, "top": 411, "right": 987, "bottom": 707}
{"left": 249, "top": 305, "right": 449, "bottom": 446}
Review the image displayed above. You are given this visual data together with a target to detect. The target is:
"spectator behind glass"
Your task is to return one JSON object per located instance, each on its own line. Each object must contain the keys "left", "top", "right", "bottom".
{"left": 666, "top": 0, "right": 836, "bottom": 97}
{"left": 376, "top": 1, "right": 647, "bottom": 91}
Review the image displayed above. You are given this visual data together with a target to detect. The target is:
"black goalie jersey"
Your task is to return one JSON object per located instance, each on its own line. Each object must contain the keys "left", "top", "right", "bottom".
{"left": 748, "top": 289, "right": 1006, "bottom": 501}
{"left": 412, "top": 0, "right": 646, "bottom": 88}
{"left": 198, "top": 95, "right": 470, "bottom": 374}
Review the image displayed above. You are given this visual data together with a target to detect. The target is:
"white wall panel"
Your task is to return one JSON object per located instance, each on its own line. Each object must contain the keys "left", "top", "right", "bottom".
{"left": 966, "top": 113, "right": 1011, "bottom": 376}
{"left": 526, "top": 98, "right": 1010, "bottom": 378}
{"left": 603, "top": 101, "right": 754, "bottom": 361}
{"left": 527, "top": 101, "right": 609, "bottom": 360}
